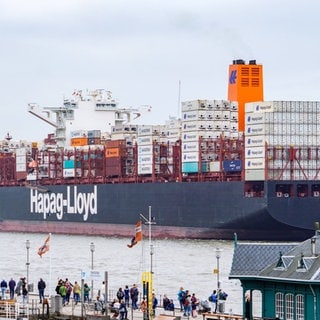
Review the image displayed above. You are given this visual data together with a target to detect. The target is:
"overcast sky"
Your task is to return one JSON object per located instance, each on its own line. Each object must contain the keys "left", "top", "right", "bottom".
{"left": 1, "top": 0, "right": 320, "bottom": 141}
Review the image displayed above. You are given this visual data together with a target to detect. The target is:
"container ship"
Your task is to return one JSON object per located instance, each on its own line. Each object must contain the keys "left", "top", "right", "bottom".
{"left": 0, "top": 59, "right": 319, "bottom": 241}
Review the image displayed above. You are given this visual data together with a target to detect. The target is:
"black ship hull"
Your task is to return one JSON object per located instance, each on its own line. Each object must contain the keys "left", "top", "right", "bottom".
{"left": 0, "top": 180, "right": 316, "bottom": 241}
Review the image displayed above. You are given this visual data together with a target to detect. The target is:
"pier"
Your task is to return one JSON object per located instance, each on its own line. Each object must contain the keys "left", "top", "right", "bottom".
{"left": 0, "top": 293, "right": 245, "bottom": 320}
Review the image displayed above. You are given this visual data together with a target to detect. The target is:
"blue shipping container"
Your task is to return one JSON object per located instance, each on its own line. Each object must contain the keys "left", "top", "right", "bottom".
{"left": 223, "top": 160, "right": 242, "bottom": 172}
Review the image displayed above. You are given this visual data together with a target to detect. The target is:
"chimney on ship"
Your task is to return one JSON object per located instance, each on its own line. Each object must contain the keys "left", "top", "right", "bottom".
{"left": 227, "top": 59, "right": 264, "bottom": 132}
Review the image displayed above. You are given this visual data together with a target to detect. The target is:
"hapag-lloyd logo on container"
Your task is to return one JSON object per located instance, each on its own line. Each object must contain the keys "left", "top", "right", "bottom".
{"left": 30, "top": 186, "right": 97, "bottom": 220}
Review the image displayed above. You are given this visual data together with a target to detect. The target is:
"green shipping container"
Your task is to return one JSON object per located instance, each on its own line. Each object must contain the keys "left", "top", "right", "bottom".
{"left": 182, "top": 162, "right": 209, "bottom": 173}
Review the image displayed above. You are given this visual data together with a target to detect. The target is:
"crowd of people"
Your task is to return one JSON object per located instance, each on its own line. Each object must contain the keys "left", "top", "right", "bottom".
{"left": 0, "top": 276, "right": 229, "bottom": 318}
{"left": 0, "top": 277, "right": 29, "bottom": 303}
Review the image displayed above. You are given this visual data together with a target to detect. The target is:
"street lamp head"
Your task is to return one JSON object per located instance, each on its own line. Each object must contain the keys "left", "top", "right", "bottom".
{"left": 216, "top": 247, "right": 222, "bottom": 259}
{"left": 90, "top": 242, "right": 95, "bottom": 253}
{"left": 26, "top": 240, "right": 30, "bottom": 249}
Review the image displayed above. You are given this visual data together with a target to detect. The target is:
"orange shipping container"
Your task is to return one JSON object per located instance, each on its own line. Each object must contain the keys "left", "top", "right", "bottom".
{"left": 70, "top": 137, "right": 88, "bottom": 146}
{"left": 105, "top": 147, "right": 120, "bottom": 158}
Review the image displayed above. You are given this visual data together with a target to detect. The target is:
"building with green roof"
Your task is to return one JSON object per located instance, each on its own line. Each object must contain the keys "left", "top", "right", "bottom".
{"left": 229, "top": 233, "right": 320, "bottom": 319}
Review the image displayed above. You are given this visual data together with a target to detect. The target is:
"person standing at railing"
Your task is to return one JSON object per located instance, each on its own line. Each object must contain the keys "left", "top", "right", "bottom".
{"left": 73, "top": 281, "right": 81, "bottom": 305}
{"left": 0, "top": 279, "right": 7, "bottom": 300}
{"left": 38, "top": 278, "right": 46, "bottom": 304}
{"left": 8, "top": 278, "right": 16, "bottom": 300}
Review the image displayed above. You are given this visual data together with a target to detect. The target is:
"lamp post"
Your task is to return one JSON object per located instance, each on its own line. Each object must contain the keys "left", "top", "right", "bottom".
{"left": 215, "top": 248, "right": 222, "bottom": 290}
{"left": 26, "top": 240, "right": 30, "bottom": 301}
{"left": 90, "top": 242, "right": 95, "bottom": 301}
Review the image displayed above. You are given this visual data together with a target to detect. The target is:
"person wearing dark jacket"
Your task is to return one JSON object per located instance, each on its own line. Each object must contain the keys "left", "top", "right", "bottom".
{"left": 1, "top": 280, "right": 7, "bottom": 300}
{"left": 8, "top": 278, "right": 16, "bottom": 300}
{"left": 38, "top": 278, "right": 46, "bottom": 303}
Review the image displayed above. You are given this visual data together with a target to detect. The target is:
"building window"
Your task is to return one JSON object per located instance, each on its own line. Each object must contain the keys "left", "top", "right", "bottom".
{"left": 285, "top": 293, "right": 294, "bottom": 320}
{"left": 275, "top": 292, "right": 284, "bottom": 319}
{"left": 296, "top": 294, "right": 304, "bottom": 320}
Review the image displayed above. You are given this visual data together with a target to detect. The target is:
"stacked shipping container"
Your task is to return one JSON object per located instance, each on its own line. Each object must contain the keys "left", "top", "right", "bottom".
{"left": 245, "top": 101, "right": 320, "bottom": 181}
{"left": 181, "top": 99, "right": 239, "bottom": 173}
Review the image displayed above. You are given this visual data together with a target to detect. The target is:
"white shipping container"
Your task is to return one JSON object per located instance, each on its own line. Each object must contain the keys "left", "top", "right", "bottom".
{"left": 230, "top": 122, "right": 238, "bottom": 132}
{"left": 16, "top": 163, "right": 26, "bottom": 172}
{"left": 138, "top": 145, "right": 153, "bottom": 155}
{"left": 138, "top": 126, "right": 153, "bottom": 136}
{"left": 165, "top": 120, "right": 181, "bottom": 129}
{"left": 182, "top": 141, "right": 199, "bottom": 152}
{"left": 70, "top": 130, "right": 87, "bottom": 138}
{"left": 181, "top": 100, "right": 207, "bottom": 112}
{"left": 209, "top": 161, "right": 220, "bottom": 172}
{"left": 222, "top": 131, "right": 231, "bottom": 138}
{"left": 26, "top": 173, "right": 37, "bottom": 181}
{"left": 211, "top": 131, "right": 223, "bottom": 139}
{"left": 230, "top": 131, "right": 243, "bottom": 139}
{"left": 246, "top": 113, "right": 267, "bottom": 125}
{"left": 245, "top": 136, "right": 265, "bottom": 147}
{"left": 159, "top": 137, "right": 179, "bottom": 144}
{"left": 206, "top": 111, "right": 213, "bottom": 120}
{"left": 213, "top": 110, "right": 223, "bottom": 120}
{"left": 213, "top": 121, "right": 223, "bottom": 130}
{"left": 182, "top": 110, "right": 206, "bottom": 121}
{"left": 182, "top": 120, "right": 207, "bottom": 132}
{"left": 110, "top": 133, "right": 135, "bottom": 140}
{"left": 182, "top": 152, "right": 199, "bottom": 162}
{"left": 230, "top": 102, "right": 238, "bottom": 111}
{"left": 182, "top": 132, "right": 200, "bottom": 142}
{"left": 16, "top": 148, "right": 27, "bottom": 156}
{"left": 138, "top": 164, "right": 153, "bottom": 175}
{"left": 221, "top": 120, "right": 230, "bottom": 130}
{"left": 138, "top": 136, "right": 158, "bottom": 145}
{"left": 222, "top": 111, "right": 230, "bottom": 120}
{"left": 245, "top": 146, "right": 265, "bottom": 159}
{"left": 63, "top": 168, "right": 75, "bottom": 178}
{"left": 245, "top": 157, "right": 265, "bottom": 169}
{"left": 138, "top": 155, "right": 153, "bottom": 164}
{"left": 16, "top": 156, "right": 27, "bottom": 165}
{"left": 245, "top": 101, "right": 274, "bottom": 113}
{"left": 112, "top": 126, "right": 128, "bottom": 134}
{"left": 167, "top": 128, "right": 181, "bottom": 138}
{"left": 221, "top": 100, "right": 231, "bottom": 110}
{"left": 245, "top": 169, "right": 265, "bottom": 181}
{"left": 246, "top": 124, "right": 272, "bottom": 136}
{"left": 230, "top": 111, "right": 238, "bottom": 121}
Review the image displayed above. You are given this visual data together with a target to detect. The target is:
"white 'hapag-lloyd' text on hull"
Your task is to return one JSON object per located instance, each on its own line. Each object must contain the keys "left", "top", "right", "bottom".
{"left": 30, "top": 186, "right": 97, "bottom": 220}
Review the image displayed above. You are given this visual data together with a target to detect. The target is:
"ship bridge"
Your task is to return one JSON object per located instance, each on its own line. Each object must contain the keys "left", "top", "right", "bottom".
{"left": 28, "top": 89, "right": 150, "bottom": 147}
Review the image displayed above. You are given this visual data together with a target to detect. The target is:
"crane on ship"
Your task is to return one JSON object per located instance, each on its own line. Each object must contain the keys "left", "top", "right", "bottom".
{"left": 28, "top": 89, "right": 151, "bottom": 148}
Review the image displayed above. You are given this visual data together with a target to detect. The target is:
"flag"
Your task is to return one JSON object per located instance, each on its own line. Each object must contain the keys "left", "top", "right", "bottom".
{"left": 38, "top": 234, "right": 50, "bottom": 257}
{"left": 127, "top": 221, "right": 142, "bottom": 248}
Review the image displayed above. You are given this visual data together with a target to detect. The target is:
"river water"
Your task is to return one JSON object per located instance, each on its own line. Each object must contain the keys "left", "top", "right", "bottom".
{"left": 1, "top": 232, "right": 257, "bottom": 314}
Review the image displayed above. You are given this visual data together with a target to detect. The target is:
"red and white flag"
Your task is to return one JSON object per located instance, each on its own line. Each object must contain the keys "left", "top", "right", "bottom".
{"left": 127, "top": 221, "right": 142, "bottom": 248}
{"left": 38, "top": 234, "right": 50, "bottom": 257}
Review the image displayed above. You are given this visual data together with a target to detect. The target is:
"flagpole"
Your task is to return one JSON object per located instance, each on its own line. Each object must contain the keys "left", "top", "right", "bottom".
{"left": 49, "top": 233, "right": 52, "bottom": 297}
{"left": 140, "top": 206, "right": 156, "bottom": 320}
{"left": 140, "top": 205, "right": 156, "bottom": 274}
{"left": 148, "top": 206, "right": 154, "bottom": 274}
